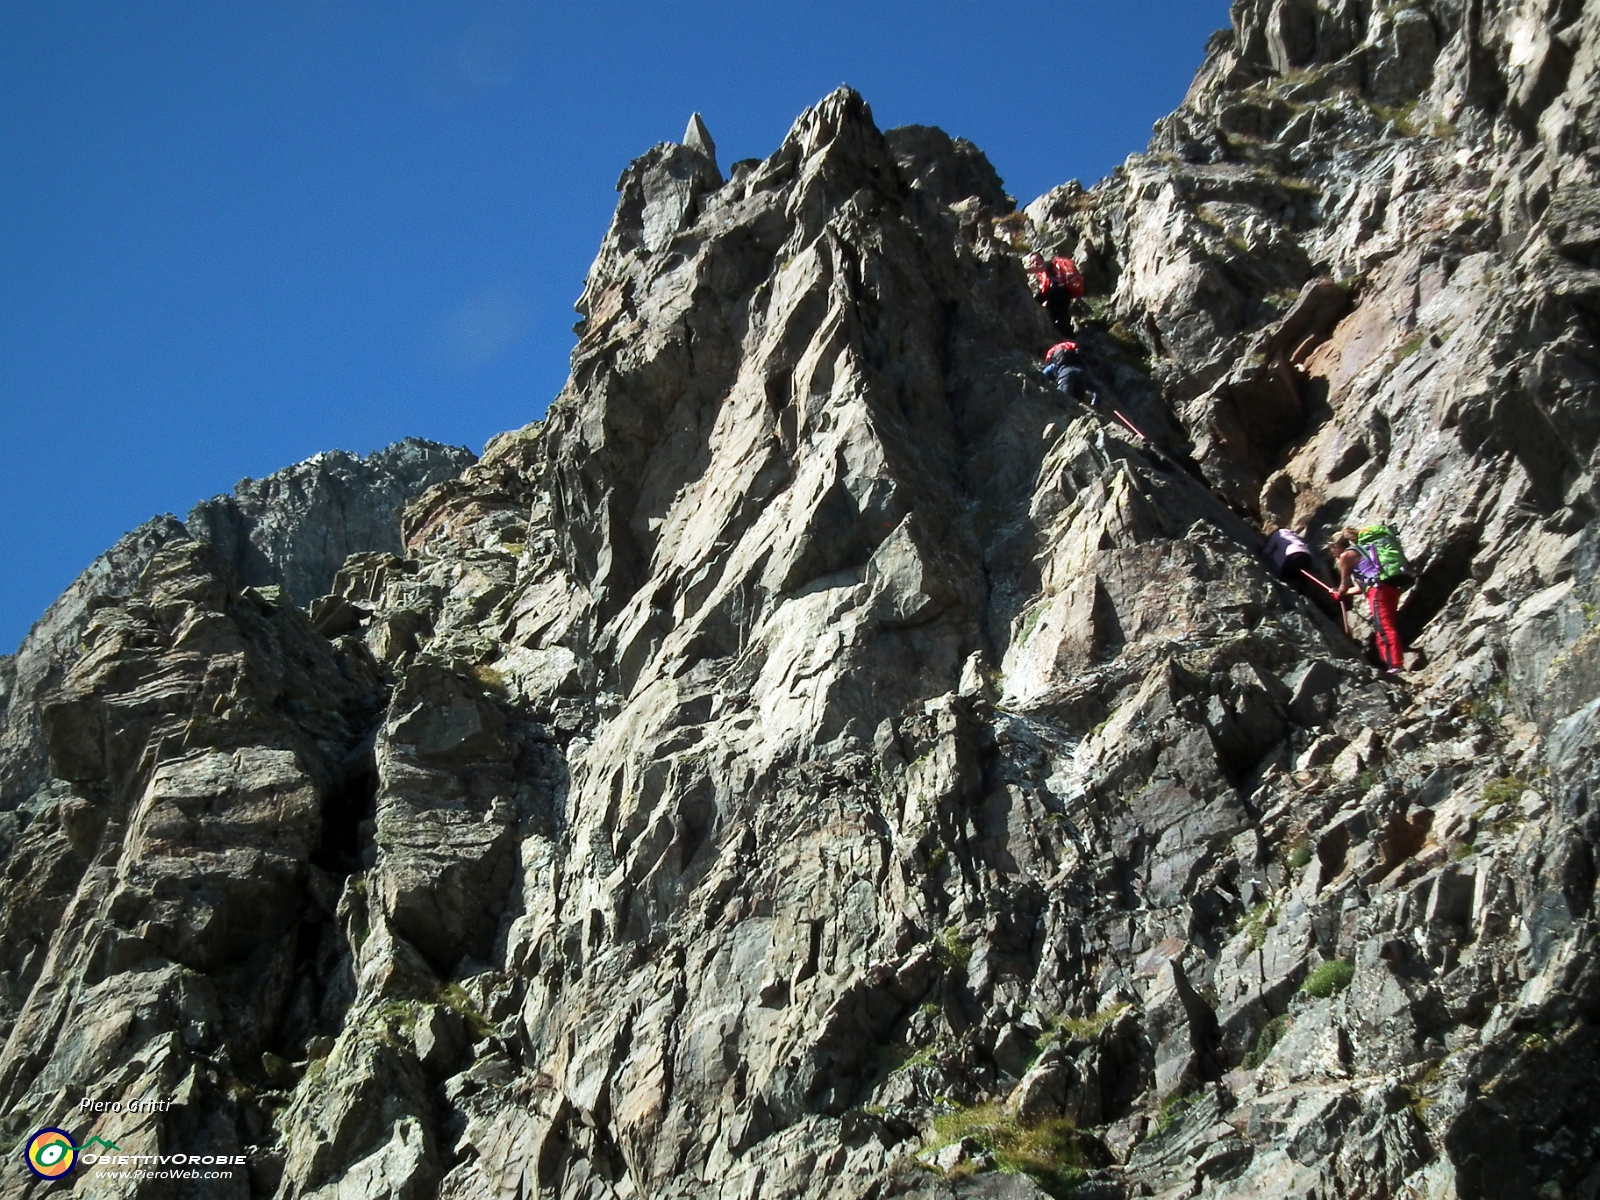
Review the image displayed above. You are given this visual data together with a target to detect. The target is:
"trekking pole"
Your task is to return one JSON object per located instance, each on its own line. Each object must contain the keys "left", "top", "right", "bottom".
{"left": 1296, "top": 568, "right": 1350, "bottom": 633}
{"left": 1110, "top": 408, "right": 1150, "bottom": 442}
{"left": 1108, "top": 407, "right": 1178, "bottom": 471}
{"left": 1298, "top": 569, "right": 1339, "bottom": 600}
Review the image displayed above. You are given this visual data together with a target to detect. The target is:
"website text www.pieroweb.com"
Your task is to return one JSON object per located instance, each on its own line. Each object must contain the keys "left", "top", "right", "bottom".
{"left": 22, "top": 1105, "right": 252, "bottom": 1184}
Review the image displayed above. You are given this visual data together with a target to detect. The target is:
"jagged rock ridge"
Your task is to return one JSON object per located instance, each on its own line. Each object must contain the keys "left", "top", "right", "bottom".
{"left": 1, "top": 3, "right": 1598, "bottom": 1198}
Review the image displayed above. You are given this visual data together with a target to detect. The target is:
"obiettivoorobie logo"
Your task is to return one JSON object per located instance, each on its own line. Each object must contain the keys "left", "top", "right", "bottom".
{"left": 20, "top": 1124, "right": 245, "bottom": 1179}
{"left": 22, "top": 1131, "right": 120, "bottom": 1180}
{"left": 24, "top": 1128, "right": 76, "bottom": 1179}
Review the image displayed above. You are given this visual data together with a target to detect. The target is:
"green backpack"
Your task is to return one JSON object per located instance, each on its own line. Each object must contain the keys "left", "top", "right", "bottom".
{"left": 1353, "top": 524, "right": 1414, "bottom": 589}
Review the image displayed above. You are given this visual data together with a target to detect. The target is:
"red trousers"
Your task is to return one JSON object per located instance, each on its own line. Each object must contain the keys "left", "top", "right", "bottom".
{"left": 1367, "top": 583, "right": 1404, "bottom": 669}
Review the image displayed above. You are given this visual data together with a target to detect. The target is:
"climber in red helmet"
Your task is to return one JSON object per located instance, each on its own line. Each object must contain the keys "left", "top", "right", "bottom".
{"left": 1026, "top": 249, "right": 1085, "bottom": 336}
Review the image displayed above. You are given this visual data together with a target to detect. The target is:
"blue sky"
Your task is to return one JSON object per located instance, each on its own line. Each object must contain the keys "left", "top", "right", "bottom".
{"left": 0, "top": 1, "right": 1231, "bottom": 652}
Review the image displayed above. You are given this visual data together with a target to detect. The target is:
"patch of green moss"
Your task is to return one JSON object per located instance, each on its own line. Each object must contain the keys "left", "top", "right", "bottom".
{"left": 1078, "top": 295, "right": 1115, "bottom": 325}
{"left": 1400, "top": 1081, "right": 1435, "bottom": 1117}
{"left": 1371, "top": 98, "right": 1423, "bottom": 137}
{"left": 437, "top": 982, "right": 495, "bottom": 1040}
{"left": 1106, "top": 322, "right": 1152, "bottom": 372}
{"left": 1019, "top": 604, "right": 1046, "bottom": 645}
{"left": 1288, "top": 838, "right": 1313, "bottom": 870}
{"left": 471, "top": 663, "right": 509, "bottom": 695}
{"left": 1244, "top": 1014, "right": 1289, "bottom": 1069}
{"left": 865, "top": 1042, "right": 909, "bottom": 1076}
{"left": 347, "top": 874, "right": 370, "bottom": 951}
{"left": 300, "top": 1056, "right": 328, "bottom": 1091}
{"left": 1156, "top": 1091, "right": 1197, "bottom": 1134}
{"left": 1394, "top": 332, "right": 1427, "bottom": 362}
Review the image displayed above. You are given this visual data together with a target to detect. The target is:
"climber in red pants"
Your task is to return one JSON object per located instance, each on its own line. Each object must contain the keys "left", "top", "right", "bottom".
{"left": 1332, "top": 525, "right": 1412, "bottom": 675}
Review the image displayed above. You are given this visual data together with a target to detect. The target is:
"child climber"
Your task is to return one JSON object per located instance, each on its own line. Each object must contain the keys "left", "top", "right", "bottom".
{"left": 1262, "top": 525, "right": 1314, "bottom": 585}
{"left": 1264, "top": 525, "right": 1342, "bottom": 622}
{"left": 1332, "top": 525, "right": 1414, "bottom": 675}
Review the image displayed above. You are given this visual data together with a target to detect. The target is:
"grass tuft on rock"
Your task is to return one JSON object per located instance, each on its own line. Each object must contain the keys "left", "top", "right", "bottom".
{"left": 935, "top": 927, "right": 973, "bottom": 972}
{"left": 1302, "top": 960, "right": 1355, "bottom": 998}
{"left": 924, "top": 1103, "right": 1090, "bottom": 1195}
{"left": 1047, "top": 1001, "right": 1130, "bottom": 1043}
{"left": 894, "top": 1042, "right": 942, "bottom": 1074}
{"left": 369, "top": 999, "right": 419, "bottom": 1049}
{"left": 1479, "top": 775, "right": 1525, "bottom": 807}
{"left": 1242, "top": 900, "right": 1276, "bottom": 951}
{"left": 437, "top": 982, "right": 495, "bottom": 1040}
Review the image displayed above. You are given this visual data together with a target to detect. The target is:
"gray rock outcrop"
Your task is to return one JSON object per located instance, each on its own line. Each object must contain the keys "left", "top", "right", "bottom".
{"left": 186, "top": 438, "right": 476, "bottom": 607}
{"left": 0, "top": 516, "right": 188, "bottom": 811}
{"left": 2, "top": 4, "right": 1599, "bottom": 1198}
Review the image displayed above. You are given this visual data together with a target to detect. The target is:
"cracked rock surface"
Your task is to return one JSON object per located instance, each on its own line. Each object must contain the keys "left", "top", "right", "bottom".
{"left": 2, "top": 4, "right": 1600, "bottom": 1197}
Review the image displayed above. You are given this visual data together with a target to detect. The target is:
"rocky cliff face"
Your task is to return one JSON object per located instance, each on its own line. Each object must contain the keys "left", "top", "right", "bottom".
{"left": 0, "top": 440, "right": 470, "bottom": 1070}
{"left": 2, "top": 4, "right": 1599, "bottom": 1198}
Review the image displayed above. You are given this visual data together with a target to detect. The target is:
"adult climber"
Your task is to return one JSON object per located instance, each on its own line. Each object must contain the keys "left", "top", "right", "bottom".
{"left": 1042, "top": 340, "right": 1097, "bottom": 406}
{"left": 1026, "top": 249, "right": 1084, "bottom": 336}
{"left": 1332, "top": 524, "right": 1413, "bottom": 675}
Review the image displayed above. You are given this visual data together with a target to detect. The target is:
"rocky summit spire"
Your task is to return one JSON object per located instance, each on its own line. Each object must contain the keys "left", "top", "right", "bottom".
{"left": 682, "top": 110, "right": 717, "bottom": 172}
{"left": 3, "top": 4, "right": 1600, "bottom": 1197}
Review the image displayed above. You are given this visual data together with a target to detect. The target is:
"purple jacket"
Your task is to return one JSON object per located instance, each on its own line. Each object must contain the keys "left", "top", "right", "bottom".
{"left": 1263, "top": 529, "right": 1310, "bottom": 575}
